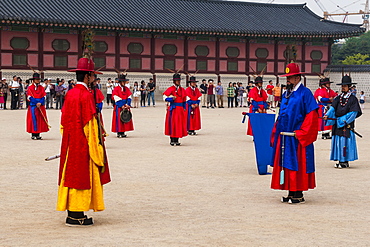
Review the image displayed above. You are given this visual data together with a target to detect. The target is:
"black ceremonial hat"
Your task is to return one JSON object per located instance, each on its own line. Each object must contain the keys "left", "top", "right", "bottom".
{"left": 30, "top": 72, "right": 42, "bottom": 80}
{"left": 118, "top": 74, "right": 129, "bottom": 82}
{"left": 173, "top": 73, "right": 181, "bottom": 81}
{"left": 254, "top": 76, "right": 263, "bottom": 84}
{"left": 336, "top": 75, "right": 356, "bottom": 85}
{"left": 188, "top": 76, "right": 198, "bottom": 83}
{"left": 319, "top": 78, "right": 333, "bottom": 84}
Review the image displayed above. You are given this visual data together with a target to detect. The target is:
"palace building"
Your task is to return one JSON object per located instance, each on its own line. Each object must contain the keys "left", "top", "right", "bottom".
{"left": 0, "top": 0, "right": 365, "bottom": 91}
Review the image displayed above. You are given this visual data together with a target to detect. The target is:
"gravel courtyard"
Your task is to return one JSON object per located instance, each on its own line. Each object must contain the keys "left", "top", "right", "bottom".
{"left": 1, "top": 103, "right": 369, "bottom": 246}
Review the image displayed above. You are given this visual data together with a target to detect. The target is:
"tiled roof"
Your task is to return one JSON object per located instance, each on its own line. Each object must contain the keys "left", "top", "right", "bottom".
{"left": 324, "top": 65, "right": 370, "bottom": 72}
{"left": 0, "top": 0, "right": 365, "bottom": 38}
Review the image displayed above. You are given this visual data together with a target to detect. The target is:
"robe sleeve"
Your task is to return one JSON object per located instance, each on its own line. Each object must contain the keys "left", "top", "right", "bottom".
{"left": 294, "top": 110, "right": 318, "bottom": 147}
{"left": 83, "top": 117, "right": 105, "bottom": 167}
{"left": 325, "top": 106, "right": 336, "bottom": 126}
{"left": 337, "top": 111, "right": 358, "bottom": 128}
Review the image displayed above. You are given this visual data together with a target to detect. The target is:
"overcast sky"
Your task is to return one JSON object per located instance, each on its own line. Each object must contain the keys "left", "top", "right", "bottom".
{"left": 229, "top": 0, "right": 367, "bottom": 24}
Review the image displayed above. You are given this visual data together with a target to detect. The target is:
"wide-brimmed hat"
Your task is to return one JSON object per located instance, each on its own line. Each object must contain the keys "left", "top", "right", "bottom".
{"left": 319, "top": 78, "right": 333, "bottom": 85}
{"left": 254, "top": 76, "right": 263, "bottom": 84}
{"left": 188, "top": 76, "right": 198, "bottom": 83}
{"left": 280, "top": 63, "right": 305, "bottom": 77}
{"left": 173, "top": 73, "right": 182, "bottom": 81}
{"left": 118, "top": 73, "right": 129, "bottom": 82}
{"left": 68, "top": 57, "right": 103, "bottom": 74}
{"left": 336, "top": 75, "right": 356, "bottom": 86}
{"left": 120, "top": 109, "right": 132, "bottom": 123}
{"left": 30, "top": 72, "right": 42, "bottom": 80}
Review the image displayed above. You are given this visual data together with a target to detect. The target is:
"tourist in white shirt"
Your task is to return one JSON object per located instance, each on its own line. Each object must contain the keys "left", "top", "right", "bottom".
{"left": 9, "top": 75, "right": 20, "bottom": 110}
{"left": 106, "top": 78, "right": 114, "bottom": 108}
{"left": 41, "top": 79, "right": 52, "bottom": 109}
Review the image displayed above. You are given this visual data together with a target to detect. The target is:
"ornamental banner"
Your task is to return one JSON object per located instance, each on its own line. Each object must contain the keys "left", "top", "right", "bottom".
{"left": 246, "top": 113, "right": 275, "bottom": 175}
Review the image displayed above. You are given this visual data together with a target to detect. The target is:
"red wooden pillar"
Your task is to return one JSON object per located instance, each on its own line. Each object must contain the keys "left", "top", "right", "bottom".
{"left": 274, "top": 39, "right": 278, "bottom": 76}
{"left": 328, "top": 38, "right": 333, "bottom": 65}
{"left": 302, "top": 39, "right": 306, "bottom": 87}
{"left": 115, "top": 32, "right": 120, "bottom": 70}
{"left": 215, "top": 37, "right": 220, "bottom": 76}
{"left": 245, "top": 38, "right": 250, "bottom": 76}
{"left": 150, "top": 33, "right": 155, "bottom": 76}
{"left": 38, "top": 28, "right": 44, "bottom": 72}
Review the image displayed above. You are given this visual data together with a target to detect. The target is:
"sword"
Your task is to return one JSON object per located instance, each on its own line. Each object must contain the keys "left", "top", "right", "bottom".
{"left": 346, "top": 125, "right": 363, "bottom": 138}
{"left": 320, "top": 117, "right": 362, "bottom": 138}
{"left": 45, "top": 154, "right": 60, "bottom": 161}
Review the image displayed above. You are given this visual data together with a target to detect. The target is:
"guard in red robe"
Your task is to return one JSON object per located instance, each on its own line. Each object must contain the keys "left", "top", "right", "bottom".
{"left": 57, "top": 57, "right": 111, "bottom": 226}
{"left": 111, "top": 73, "right": 134, "bottom": 138}
{"left": 163, "top": 73, "right": 188, "bottom": 146}
{"left": 26, "top": 73, "right": 49, "bottom": 140}
{"left": 246, "top": 76, "right": 268, "bottom": 136}
{"left": 185, "top": 76, "right": 202, "bottom": 135}
{"left": 92, "top": 78, "right": 107, "bottom": 138}
{"left": 313, "top": 77, "right": 337, "bottom": 139}
{"left": 270, "top": 63, "right": 318, "bottom": 204}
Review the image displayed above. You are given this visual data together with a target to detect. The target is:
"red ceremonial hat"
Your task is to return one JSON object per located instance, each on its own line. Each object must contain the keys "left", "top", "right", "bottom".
{"left": 279, "top": 63, "right": 304, "bottom": 77}
{"left": 68, "top": 57, "right": 103, "bottom": 74}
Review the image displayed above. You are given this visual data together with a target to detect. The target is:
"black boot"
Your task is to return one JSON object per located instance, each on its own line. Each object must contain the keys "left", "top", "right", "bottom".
{"left": 175, "top": 138, "right": 181, "bottom": 146}
{"left": 288, "top": 191, "right": 305, "bottom": 204}
{"left": 170, "top": 137, "right": 175, "bottom": 146}
{"left": 281, "top": 191, "right": 294, "bottom": 203}
{"left": 66, "top": 211, "right": 93, "bottom": 227}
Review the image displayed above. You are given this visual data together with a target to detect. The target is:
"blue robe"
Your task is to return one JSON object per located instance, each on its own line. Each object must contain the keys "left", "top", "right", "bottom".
{"left": 272, "top": 84, "right": 318, "bottom": 173}
{"left": 326, "top": 108, "right": 359, "bottom": 162}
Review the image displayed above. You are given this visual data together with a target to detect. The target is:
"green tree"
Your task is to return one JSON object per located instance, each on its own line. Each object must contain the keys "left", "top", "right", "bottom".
{"left": 342, "top": 53, "right": 370, "bottom": 65}
{"left": 331, "top": 31, "right": 370, "bottom": 64}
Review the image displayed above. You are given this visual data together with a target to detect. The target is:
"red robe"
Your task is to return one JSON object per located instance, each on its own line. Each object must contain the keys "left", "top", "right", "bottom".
{"left": 314, "top": 87, "right": 337, "bottom": 131}
{"left": 163, "top": 85, "right": 188, "bottom": 138}
{"left": 92, "top": 88, "right": 107, "bottom": 138}
{"left": 247, "top": 86, "right": 268, "bottom": 136}
{"left": 111, "top": 85, "right": 134, "bottom": 133}
{"left": 270, "top": 110, "right": 318, "bottom": 191}
{"left": 59, "top": 84, "right": 110, "bottom": 190}
{"left": 26, "top": 84, "right": 49, "bottom": 134}
{"left": 185, "top": 86, "right": 202, "bottom": 131}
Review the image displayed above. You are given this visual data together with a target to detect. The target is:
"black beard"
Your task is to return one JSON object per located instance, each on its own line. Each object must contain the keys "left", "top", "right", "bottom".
{"left": 286, "top": 84, "right": 294, "bottom": 91}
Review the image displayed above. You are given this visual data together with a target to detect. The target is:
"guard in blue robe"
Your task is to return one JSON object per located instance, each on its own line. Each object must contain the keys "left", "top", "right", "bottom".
{"left": 271, "top": 63, "right": 319, "bottom": 204}
{"left": 325, "top": 75, "right": 362, "bottom": 168}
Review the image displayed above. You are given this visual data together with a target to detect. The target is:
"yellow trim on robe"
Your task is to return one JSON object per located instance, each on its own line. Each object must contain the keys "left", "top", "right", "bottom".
{"left": 57, "top": 117, "right": 105, "bottom": 212}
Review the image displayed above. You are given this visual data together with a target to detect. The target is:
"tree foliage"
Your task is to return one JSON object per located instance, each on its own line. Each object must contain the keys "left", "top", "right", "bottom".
{"left": 331, "top": 31, "right": 370, "bottom": 65}
{"left": 342, "top": 53, "right": 370, "bottom": 65}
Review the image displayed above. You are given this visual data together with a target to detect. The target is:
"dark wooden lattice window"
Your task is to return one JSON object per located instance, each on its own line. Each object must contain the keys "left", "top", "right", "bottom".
{"left": 129, "top": 58, "right": 141, "bottom": 69}
{"left": 55, "top": 56, "right": 67, "bottom": 67}
{"left": 13, "top": 54, "right": 27, "bottom": 65}
{"left": 164, "top": 60, "right": 175, "bottom": 70}
{"left": 257, "top": 62, "right": 267, "bottom": 73}
{"left": 52, "top": 39, "right": 70, "bottom": 51}
{"left": 312, "top": 64, "right": 321, "bottom": 73}
{"left": 255, "top": 48, "right": 269, "bottom": 58}
{"left": 226, "top": 47, "right": 240, "bottom": 58}
{"left": 228, "top": 61, "right": 238, "bottom": 71}
{"left": 195, "top": 46, "right": 209, "bottom": 57}
{"left": 310, "top": 50, "right": 323, "bottom": 60}
{"left": 128, "top": 43, "right": 143, "bottom": 54}
{"left": 10, "top": 37, "right": 29, "bottom": 49}
{"left": 196, "top": 60, "right": 207, "bottom": 70}
{"left": 95, "top": 41, "right": 108, "bottom": 53}
{"left": 93, "top": 57, "right": 106, "bottom": 68}
{"left": 162, "top": 44, "right": 177, "bottom": 55}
